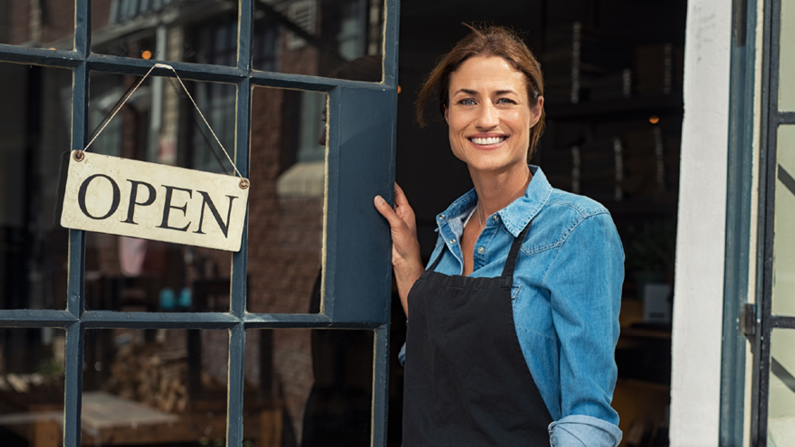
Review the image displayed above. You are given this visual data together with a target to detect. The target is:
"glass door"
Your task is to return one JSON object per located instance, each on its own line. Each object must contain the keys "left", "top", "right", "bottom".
{"left": 753, "top": 0, "right": 795, "bottom": 444}
{"left": 0, "top": 1, "right": 400, "bottom": 446}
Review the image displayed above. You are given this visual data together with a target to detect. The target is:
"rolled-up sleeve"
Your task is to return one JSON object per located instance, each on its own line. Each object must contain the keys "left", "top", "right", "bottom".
{"left": 543, "top": 212, "right": 624, "bottom": 444}
{"left": 549, "top": 415, "right": 622, "bottom": 447}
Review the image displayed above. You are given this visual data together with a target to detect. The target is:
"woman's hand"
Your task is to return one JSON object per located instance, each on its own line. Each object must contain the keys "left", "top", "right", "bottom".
{"left": 374, "top": 183, "right": 423, "bottom": 317}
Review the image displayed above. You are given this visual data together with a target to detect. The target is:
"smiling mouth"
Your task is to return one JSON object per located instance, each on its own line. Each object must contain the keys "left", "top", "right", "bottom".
{"left": 470, "top": 136, "right": 506, "bottom": 145}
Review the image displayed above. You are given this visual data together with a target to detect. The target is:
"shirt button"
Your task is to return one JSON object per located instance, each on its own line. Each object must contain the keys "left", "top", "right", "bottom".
{"left": 477, "top": 246, "right": 485, "bottom": 254}
{"left": 449, "top": 239, "right": 456, "bottom": 245}
{"left": 492, "top": 215, "right": 499, "bottom": 221}
{"left": 438, "top": 214, "right": 446, "bottom": 221}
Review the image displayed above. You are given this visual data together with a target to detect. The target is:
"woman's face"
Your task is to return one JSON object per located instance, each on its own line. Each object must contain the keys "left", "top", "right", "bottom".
{"left": 444, "top": 56, "right": 543, "bottom": 176}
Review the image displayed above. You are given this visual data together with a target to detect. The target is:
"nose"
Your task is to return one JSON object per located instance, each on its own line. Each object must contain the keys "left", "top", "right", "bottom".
{"left": 476, "top": 101, "right": 499, "bottom": 129}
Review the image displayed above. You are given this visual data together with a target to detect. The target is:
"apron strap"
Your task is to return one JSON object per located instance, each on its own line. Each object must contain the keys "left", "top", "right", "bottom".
{"left": 428, "top": 219, "right": 533, "bottom": 276}
{"left": 427, "top": 245, "right": 445, "bottom": 272}
{"left": 501, "top": 222, "right": 533, "bottom": 278}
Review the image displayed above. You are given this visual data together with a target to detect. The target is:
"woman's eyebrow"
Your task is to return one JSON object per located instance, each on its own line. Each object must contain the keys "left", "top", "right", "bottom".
{"left": 452, "top": 88, "right": 519, "bottom": 96}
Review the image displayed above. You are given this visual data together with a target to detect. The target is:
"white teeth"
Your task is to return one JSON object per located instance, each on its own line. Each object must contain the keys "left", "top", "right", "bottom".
{"left": 471, "top": 137, "right": 504, "bottom": 145}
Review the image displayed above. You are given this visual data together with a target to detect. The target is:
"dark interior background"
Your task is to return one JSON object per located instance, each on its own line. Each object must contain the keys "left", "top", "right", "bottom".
{"left": 395, "top": 0, "right": 686, "bottom": 258}
{"left": 389, "top": 1, "right": 687, "bottom": 445}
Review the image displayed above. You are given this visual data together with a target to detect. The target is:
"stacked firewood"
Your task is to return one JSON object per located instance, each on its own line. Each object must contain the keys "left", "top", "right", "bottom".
{"left": 104, "top": 343, "right": 189, "bottom": 413}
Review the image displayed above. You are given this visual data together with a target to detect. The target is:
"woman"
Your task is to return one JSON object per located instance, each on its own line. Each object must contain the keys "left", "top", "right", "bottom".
{"left": 374, "top": 25, "right": 624, "bottom": 446}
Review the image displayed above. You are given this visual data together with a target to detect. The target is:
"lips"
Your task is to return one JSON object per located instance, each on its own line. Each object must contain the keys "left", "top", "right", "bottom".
{"left": 470, "top": 136, "right": 507, "bottom": 145}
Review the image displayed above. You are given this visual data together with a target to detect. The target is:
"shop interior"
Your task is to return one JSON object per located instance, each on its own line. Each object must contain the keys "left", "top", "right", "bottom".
{"left": 391, "top": 0, "right": 685, "bottom": 446}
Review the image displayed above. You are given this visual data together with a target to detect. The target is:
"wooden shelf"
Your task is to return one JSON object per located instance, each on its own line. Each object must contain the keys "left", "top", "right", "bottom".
{"left": 616, "top": 377, "right": 671, "bottom": 392}
{"left": 618, "top": 299, "right": 672, "bottom": 341}
{"left": 612, "top": 377, "right": 670, "bottom": 447}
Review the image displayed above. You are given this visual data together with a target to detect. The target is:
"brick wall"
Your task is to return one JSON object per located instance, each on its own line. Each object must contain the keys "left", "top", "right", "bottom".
{"left": 7, "top": 0, "right": 76, "bottom": 46}
{"left": 246, "top": 73, "right": 325, "bottom": 440}
{"left": 91, "top": 0, "right": 112, "bottom": 36}
{"left": 8, "top": 0, "right": 29, "bottom": 44}
{"left": 41, "top": 0, "right": 74, "bottom": 45}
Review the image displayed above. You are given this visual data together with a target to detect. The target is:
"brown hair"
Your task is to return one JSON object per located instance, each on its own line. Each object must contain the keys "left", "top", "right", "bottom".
{"left": 415, "top": 24, "right": 545, "bottom": 158}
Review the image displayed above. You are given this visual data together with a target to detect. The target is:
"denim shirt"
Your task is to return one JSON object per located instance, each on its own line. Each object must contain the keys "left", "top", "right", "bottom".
{"left": 401, "top": 167, "right": 623, "bottom": 447}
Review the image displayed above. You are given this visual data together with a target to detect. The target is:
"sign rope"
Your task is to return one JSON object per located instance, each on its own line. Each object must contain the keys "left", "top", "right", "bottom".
{"left": 81, "top": 63, "right": 244, "bottom": 180}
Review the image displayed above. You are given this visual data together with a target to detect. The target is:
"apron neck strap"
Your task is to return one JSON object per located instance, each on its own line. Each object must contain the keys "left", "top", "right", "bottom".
{"left": 501, "top": 222, "right": 533, "bottom": 278}
{"left": 428, "top": 245, "right": 445, "bottom": 272}
{"left": 426, "top": 220, "right": 533, "bottom": 276}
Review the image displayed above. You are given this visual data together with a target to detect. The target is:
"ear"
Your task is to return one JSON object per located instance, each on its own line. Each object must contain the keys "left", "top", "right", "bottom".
{"left": 443, "top": 105, "right": 449, "bottom": 124}
{"left": 529, "top": 96, "right": 544, "bottom": 127}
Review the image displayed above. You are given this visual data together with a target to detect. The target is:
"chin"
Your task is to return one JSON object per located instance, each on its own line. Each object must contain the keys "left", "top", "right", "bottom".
{"left": 467, "top": 160, "right": 525, "bottom": 174}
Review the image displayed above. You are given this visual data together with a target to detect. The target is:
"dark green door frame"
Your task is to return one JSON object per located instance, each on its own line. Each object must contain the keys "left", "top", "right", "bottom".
{"left": 719, "top": 0, "right": 758, "bottom": 445}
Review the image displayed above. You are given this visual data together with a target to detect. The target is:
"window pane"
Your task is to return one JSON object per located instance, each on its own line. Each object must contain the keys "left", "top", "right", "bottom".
{"left": 82, "top": 328, "right": 229, "bottom": 446}
{"left": 0, "top": 0, "right": 75, "bottom": 50}
{"left": 84, "top": 72, "right": 236, "bottom": 312}
{"left": 252, "top": 0, "right": 383, "bottom": 81}
{"left": 0, "top": 62, "right": 72, "bottom": 310}
{"left": 88, "top": 72, "right": 236, "bottom": 172}
{"left": 91, "top": 0, "right": 239, "bottom": 66}
{"left": 247, "top": 87, "right": 326, "bottom": 314}
{"left": 773, "top": 125, "right": 795, "bottom": 316}
{"left": 767, "top": 329, "right": 795, "bottom": 444}
{"left": 85, "top": 234, "right": 233, "bottom": 312}
{"left": 780, "top": 0, "right": 795, "bottom": 111}
{"left": 245, "top": 329, "right": 373, "bottom": 446}
{"left": 0, "top": 328, "right": 65, "bottom": 446}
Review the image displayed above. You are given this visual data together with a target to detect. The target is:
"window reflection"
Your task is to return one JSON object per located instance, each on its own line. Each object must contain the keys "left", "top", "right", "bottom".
{"left": 0, "top": 328, "right": 65, "bottom": 446}
{"left": 248, "top": 88, "right": 326, "bottom": 314}
{"left": 252, "top": 0, "right": 383, "bottom": 80}
{"left": 88, "top": 73, "right": 235, "bottom": 171}
{"left": 91, "top": 0, "right": 239, "bottom": 64}
{"left": 0, "top": 1, "right": 75, "bottom": 49}
{"left": 0, "top": 63, "right": 71, "bottom": 310}
{"left": 81, "top": 329, "right": 233, "bottom": 446}
{"left": 245, "top": 329, "right": 373, "bottom": 447}
{"left": 84, "top": 73, "right": 235, "bottom": 312}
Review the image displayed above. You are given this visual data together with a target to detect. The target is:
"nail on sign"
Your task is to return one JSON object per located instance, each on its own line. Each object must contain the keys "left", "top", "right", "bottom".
{"left": 60, "top": 151, "right": 249, "bottom": 252}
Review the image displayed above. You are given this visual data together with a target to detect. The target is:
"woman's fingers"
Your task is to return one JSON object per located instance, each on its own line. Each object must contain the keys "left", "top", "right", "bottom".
{"left": 393, "top": 184, "right": 417, "bottom": 231}
{"left": 375, "top": 184, "right": 416, "bottom": 226}
{"left": 394, "top": 183, "right": 409, "bottom": 208}
{"left": 374, "top": 188, "right": 419, "bottom": 256}
{"left": 374, "top": 195, "right": 403, "bottom": 228}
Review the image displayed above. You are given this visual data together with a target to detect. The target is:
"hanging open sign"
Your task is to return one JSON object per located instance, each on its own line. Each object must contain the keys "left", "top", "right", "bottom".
{"left": 59, "top": 63, "right": 249, "bottom": 252}
{"left": 60, "top": 151, "right": 249, "bottom": 252}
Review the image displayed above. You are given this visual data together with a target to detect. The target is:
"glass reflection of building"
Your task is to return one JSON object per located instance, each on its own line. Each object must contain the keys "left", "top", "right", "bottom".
{"left": 0, "top": 1, "right": 382, "bottom": 446}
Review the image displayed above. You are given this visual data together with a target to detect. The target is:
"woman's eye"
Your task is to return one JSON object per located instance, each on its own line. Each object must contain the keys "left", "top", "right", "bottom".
{"left": 459, "top": 98, "right": 476, "bottom": 105}
{"left": 496, "top": 98, "right": 516, "bottom": 105}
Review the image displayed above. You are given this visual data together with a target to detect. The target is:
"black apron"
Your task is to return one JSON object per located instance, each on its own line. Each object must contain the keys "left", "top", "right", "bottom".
{"left": 402, "top": 223, "right": 553, "bottom": 446}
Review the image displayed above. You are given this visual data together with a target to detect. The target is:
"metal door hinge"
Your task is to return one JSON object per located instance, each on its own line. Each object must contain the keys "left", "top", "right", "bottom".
{"left": 740, "top": 303, "right": 757, "bottom": 337}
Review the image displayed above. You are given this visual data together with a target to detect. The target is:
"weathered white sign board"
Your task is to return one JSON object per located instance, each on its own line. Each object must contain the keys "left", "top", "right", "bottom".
{"left": 60, "top": 151, "right": 249, "bottom": 252}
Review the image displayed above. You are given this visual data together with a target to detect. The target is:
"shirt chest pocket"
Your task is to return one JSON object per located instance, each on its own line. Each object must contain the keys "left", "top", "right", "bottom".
{"left": 512, "top": 285, "right": 556, "bottom": 339}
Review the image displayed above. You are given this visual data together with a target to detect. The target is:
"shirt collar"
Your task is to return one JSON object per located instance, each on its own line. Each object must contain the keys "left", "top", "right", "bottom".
{"left": 435, "top": 166, "right": 553, "bottom": 238}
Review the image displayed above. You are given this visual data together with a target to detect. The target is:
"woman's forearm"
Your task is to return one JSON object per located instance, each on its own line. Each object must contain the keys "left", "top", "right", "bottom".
{"left": 392, "top": 253, "right": 423, "bottom": 316}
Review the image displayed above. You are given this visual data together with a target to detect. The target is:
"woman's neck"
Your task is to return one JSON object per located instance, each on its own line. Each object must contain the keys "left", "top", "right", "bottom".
{"left": 470, "top": 164, "right": 532, "bottom": 217}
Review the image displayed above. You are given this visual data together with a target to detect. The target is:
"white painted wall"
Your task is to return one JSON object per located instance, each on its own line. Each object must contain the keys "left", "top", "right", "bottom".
{"left": 670, "top": 0, "right": 734, "bottom": 445}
